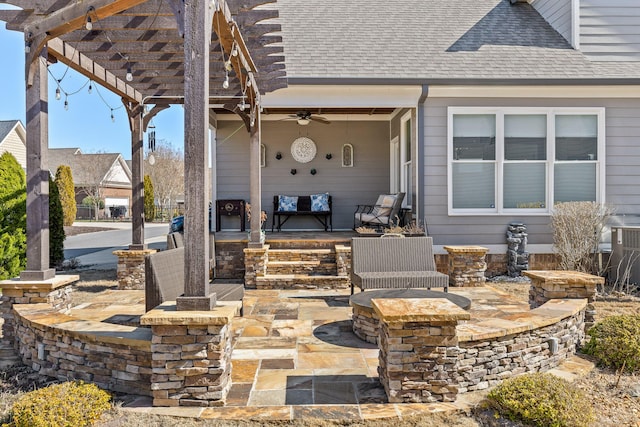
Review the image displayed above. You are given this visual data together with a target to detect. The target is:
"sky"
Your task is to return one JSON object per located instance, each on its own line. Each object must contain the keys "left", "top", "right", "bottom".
{"left": 0, "top": 19, "right": 185, "bottom": 160}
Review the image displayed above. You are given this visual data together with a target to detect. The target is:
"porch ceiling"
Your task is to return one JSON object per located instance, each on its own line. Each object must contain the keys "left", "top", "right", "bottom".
{"left": 0, "top": 0, "right": 287, "bottom": 107}
{"left": 260, "top": 107, "right": 396, "bottom": 116}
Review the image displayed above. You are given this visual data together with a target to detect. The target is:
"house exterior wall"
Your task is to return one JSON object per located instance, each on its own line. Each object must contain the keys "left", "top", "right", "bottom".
{"left": 215, "top": 120, "right": 390, "bottom": 230}
{"left": 579, "top": 0, "right": 640, "bottom": 61}
{"left": 423, "top": 96, "right": 640, "bottom": 249}
{"left": 531, "top": 0, "right": 573, "bottom": 45}
{"left": 0, "top": 129, "right": 26, "bottom": 169}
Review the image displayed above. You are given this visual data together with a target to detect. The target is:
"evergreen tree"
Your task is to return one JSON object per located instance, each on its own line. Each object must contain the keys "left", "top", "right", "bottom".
{"left": 144, "top": 174, "right": 155, "bottom": 222}
{"left": 49, "top": 176, "right": 65, "bottom": 268}
{"left": 0, "top": 152, "right": 26, "bottom": 279}
{"left": 55, "top": 165, "right": 76, "bottom": 226}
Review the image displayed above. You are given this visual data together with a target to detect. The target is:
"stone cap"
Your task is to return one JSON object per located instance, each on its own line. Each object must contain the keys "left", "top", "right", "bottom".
{"left": 523, "top": 270, "right": 604, "bottom": 286}
{"left": 443, "top": 245, "right": 489, "bottom": 254}
{"left": 112, "top": 249, "right": 157, "bottom": 257}
{"left": 372, "top": 298, "right": 471, "bottom": 323}
{"left": 141, "top": 301, "right": 235, "bottom": 326}
{"left": 0, "top": 274, "right": 79, "bottom": 291}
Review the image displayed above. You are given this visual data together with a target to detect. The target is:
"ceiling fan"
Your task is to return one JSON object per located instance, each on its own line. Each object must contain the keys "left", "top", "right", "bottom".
{"left": 287, "top": 110, "right": 331, "bottom": 125}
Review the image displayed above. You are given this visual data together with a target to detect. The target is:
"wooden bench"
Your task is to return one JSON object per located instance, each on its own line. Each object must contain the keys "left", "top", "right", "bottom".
{"left": 145, "top": 246, "right": 244, "bottom": 315}
{"left": 272, "top": 194, "right": 332, "bottom": 231}
{"left": 350, "top": 236, "right": 449, "bottom": 295}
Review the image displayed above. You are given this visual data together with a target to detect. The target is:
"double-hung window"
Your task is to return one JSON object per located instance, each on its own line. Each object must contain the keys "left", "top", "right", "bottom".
{"left": 448, "top": 107, "right": 604, "bottom": 215}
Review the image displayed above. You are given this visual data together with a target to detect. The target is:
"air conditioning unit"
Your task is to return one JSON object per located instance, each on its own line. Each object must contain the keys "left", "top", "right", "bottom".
{"left": 610, "top": 226, "right": 640, "bottom": 285}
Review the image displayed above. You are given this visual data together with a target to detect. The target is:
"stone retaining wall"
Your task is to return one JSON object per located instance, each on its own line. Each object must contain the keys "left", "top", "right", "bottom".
{"left": 12, "top": 303, "right": 152, "bottom": 396}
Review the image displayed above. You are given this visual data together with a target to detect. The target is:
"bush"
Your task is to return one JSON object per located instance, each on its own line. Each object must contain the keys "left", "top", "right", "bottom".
{"left": 583, "top": 314, "right": 640, "bottom": 372}
{"left": 144, "top": 174, "right": 155, "bottom": 222}
{"left": 7, "top": 381, "right": 111, "bottom": 427}
{"left": 55, "top": 165, "right": 76, "bottom": 226}
{"left": 485, "top": 373, "right": 594, "bottom": 427}
{"left": 550, "top": 201, "right": 612, "bottom": 273}
{"left": 49, "top": 176, "right": 65, "bottom": 269}
{"left": 0, "top": 152, "right": 26, "bottom": 279}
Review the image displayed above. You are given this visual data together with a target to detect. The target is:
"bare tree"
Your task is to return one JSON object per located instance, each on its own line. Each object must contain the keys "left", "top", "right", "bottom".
{"left": 72, "top": 152, "right": 122, "bottom": 221}
{"left": 144, "top": 140, "right": 184, "bottom": 220}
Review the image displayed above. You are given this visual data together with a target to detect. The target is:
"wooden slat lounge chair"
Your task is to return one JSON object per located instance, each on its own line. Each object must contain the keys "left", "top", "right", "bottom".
{"left": 145, "top": 246, "right": 244, "bottom": 314}
{"left": 350, "top": 235, "right": 449, "bottom": 295}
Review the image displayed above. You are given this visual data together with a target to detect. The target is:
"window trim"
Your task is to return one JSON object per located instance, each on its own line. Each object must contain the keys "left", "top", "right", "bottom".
{"left": 447, "top": 107, "right": 605, "bottom": 216}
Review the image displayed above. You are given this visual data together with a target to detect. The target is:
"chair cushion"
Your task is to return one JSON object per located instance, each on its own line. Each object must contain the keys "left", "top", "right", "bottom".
{"left": 310, "top": 193, "right": 330, "bottom": 212}
{"left": 357, "top": 212, "right": 389, "bottom": 224}
{"left": 372, "top": 194, "right": 396, "bottom": 217}
{"left": 278, "top": 195, "right": 298, "bottom": 212}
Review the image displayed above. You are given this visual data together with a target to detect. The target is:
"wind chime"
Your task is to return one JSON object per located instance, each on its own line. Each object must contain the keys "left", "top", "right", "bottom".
{"left": 147, "top": 120, "right": 157, "bottom": 165}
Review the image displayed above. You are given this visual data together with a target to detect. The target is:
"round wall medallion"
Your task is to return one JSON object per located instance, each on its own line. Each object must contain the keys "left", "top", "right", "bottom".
{"left": 291, "top": 137, "right": 317, "bottom": 163}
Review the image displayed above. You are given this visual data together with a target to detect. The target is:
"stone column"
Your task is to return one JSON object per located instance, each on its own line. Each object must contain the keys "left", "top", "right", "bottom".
{"left": 140, "top": 302, "right": 235, "bottom": 407}
{"left": 0, "top": 275, "right": 78, "bottom": 347}
{"left": 243, "top": 245, "right": 268, "bottom": 289}
{"left": 444, "top": 246, "right": 489, "bottom": 287}
{"left": 507, "top": 222, "right": 529, "bottom": 277}
{"left": 373, "top": 298, "right": 470, "bottom": 403}
{"left": 113, "top": 249, "right": 157, "bottom": 290}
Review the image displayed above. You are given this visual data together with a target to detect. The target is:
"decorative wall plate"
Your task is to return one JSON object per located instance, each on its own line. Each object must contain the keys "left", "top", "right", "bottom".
{"left": 291, "top": 137, "right": 317, "bottom": 163}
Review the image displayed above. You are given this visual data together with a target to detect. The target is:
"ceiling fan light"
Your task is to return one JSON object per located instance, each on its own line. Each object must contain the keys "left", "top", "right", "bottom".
{"left": 297, "top": 118, "right": 310, "bottom": 126}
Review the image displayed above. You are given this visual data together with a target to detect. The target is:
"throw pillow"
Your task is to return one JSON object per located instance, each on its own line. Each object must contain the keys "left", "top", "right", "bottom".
{"left": 278, "top": 195, "right": 298, "bottom": 212}
{"left": 372, "top": 194, "right": 396, "bottom": 217}
{"left": 310, "top": 193, "right": 330, "bottom": 212}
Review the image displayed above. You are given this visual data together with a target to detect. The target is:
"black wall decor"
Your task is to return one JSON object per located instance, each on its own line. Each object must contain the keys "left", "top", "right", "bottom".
{"left": 310, "top": 168, "right": 317, "bottom": 175}
{"left": 290, "top": 168, "right": 297, "bottom": 175}
{"left": 276, "top": 152, "right": 282, "bottom": 160}
{"left": 325, "top": 153, "right": 332, "bottom": 160}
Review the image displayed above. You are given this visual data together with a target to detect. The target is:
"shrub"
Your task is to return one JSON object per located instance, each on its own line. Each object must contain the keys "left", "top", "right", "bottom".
{"left": 144, "top": 174, "right": 155, "bottom": 222}
{"left": 0, "top": 152, "right": 26, "bottom": 279}
{"left": 485, "top": 373, "right": 594, "bottom": 427}
{"left": 550, "top": 201, "right": 612, "bottom": 273}
{"left": 49, "top": 176, "right": 65, "bottom": 269}
{"left": 7, "top": 381, "right": 111, "bottom": 427}
{"left": 55, "top": 165, "right": 76, "bottom": 226}
{"left": 583, "top": 314, "right": 640, "bottom": 372}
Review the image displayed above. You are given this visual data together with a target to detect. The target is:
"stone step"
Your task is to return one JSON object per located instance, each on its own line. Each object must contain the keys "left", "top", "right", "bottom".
{"left": 266, "top": 260, "right": 322, "bottom": 275}
{"left": 267, "top": 249, "right": 336, "bottom": 264}
{"left": 0, "top": 344, "right": 21, "bottom": 369}
{"left": 255, "top": 274, "right": 350, "bottom": 290}
{"left": 266, "top": 240, "right": 347, "bottom": 250}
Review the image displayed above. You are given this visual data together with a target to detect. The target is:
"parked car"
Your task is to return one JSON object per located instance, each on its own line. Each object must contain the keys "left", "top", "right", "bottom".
{"left": 169, "top": 215, "right": 184, "bottom": 233}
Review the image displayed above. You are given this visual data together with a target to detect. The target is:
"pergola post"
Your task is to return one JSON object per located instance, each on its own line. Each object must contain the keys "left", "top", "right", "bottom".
{"left": 128, "top": 103, "right": 145, "bottom": 250}
{"left": 248, "top": 113, "right": 263, "bottom": 247}
{"left": 21, "top": 53, "right": 54, "bottom": 281}
{"left": 176, "top": 0, "right": 214, "bottom": 311}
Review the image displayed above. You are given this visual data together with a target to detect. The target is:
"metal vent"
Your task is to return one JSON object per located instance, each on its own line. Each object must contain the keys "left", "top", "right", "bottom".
{"left": 610, "top": 226, "right": 640, "bottom": 285}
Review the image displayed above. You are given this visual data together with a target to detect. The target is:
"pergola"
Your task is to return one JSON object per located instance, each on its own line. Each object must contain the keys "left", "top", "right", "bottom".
{"left": 0, "top": 0, "right": 286, "bottom": 309}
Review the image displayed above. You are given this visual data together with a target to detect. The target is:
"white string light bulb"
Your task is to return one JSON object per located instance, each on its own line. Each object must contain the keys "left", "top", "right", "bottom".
{"left": 222, "top": 72, "right": 230, "bottom": 89}
{"left": 55, "top": 87, "right": 61, "bottom": 100}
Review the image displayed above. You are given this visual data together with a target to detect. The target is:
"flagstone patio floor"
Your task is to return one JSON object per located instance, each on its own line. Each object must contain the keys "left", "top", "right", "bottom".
{"left": 68, "top": 286, "right": 594, "bottom": 421}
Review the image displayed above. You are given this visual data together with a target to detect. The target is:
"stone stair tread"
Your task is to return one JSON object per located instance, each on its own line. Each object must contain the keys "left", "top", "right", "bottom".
{"left": 258, "top": 274, "right": 346, "bottom": 279}
{"left": 268, "top": 249, "right": 333, "bottom": 254}
{"left": 268, "top": 260, "right": 321, "bottom": 266}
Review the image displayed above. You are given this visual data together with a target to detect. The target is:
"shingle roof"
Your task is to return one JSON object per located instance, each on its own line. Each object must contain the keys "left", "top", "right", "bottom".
{"left": 48, "top": 148, "right": 130, "bottom": 187}
{"left": 0, "top": 120, "right": 20, "bottom": 143}
{"left": 270, "top": 0, "right": 640, "bottom": 82}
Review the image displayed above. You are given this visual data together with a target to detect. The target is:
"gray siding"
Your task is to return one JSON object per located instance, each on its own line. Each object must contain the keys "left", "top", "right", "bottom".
{"left": 580, "top": 0, "right": 640, "bottom": 61}
{"left": 215, "top": 120, "right": 390, "bottom": 230}
{"left": 531, "top": 0, "right": 573, "bottom": 45}
{"left": 423, "top": 97, "right": 640, "bottom": 247}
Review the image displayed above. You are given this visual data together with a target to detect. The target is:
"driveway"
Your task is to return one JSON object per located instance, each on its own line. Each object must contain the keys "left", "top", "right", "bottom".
{"left": 64, "top": 222, "right": 169, "bottom": 270}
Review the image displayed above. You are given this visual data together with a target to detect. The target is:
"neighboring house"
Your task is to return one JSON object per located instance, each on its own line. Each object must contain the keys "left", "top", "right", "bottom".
{"left": 0, "top": 120, "right": 26, "bottom": 170}
{"left": 49, "top": 148, "right": 132, "bottom": 219}
{"left": 213, "top": 0, "right": 640, "bottom": 257}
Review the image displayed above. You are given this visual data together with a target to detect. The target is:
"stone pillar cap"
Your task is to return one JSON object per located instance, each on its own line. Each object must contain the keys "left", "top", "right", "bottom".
{"left": 372, "top": 298, "right": 470, "bottom": 323}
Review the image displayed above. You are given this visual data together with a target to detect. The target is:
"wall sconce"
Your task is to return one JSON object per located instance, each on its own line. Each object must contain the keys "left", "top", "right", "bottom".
{"left": 290, "top": 168, "right": 297, "bottom": 175}
{"left": 310, "top": 168, "right": 317, "bottom": 175}
{"left": 325, "top": 153, "right": 332, "bottom": 160}
{"left": 275, "top": 152, "right": 282, "bottom": 160}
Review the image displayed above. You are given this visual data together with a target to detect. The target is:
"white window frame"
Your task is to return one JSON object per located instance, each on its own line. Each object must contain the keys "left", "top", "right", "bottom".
{"left": 400, "top": 111, "right": 413, "bottom": 209}
{"left": 447, "top": 107, "right": 605, "bottom": 216}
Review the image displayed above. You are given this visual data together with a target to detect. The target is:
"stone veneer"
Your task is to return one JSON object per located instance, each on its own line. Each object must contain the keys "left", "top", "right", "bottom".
{"left": 444, "top": 246, "right": 489, "bottom": 287}
{"left": 243, "top": 245, "right": 268, "bottom": 289}
{"left": 113, "top": 249, "right": 157, "bottom": 290}
{"left": 140, "top": 302, "right": 235, "bottom": 407}
{"left": 372, "top": 296, "right": 588, "bottom": 403}
{"left": 11, "top": 303, "right": 152, "bottom": 396}
{"left": 373, "top": 298, "right": 470, "bottom": 403}
{"left": 525, "top": 270, "right": 602, "bottom": 329}
{"left": 0, "top": 275, "right": 78, "bottom": 347}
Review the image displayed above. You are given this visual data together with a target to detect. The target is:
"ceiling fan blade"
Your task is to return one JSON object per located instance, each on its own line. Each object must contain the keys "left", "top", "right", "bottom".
{"left": 310, "top": 116, "right": 330, "bottom": 124}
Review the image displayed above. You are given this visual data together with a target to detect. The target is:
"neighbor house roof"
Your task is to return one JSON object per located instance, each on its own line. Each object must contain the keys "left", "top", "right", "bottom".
{"left": 48, "top": 148, "right": 131, "bottom": 188}
{"left": 271, "top": 0, "right": 640, "bottom": 83}
{"left": 0, "top": 120, "right": 22, "bottom": 144}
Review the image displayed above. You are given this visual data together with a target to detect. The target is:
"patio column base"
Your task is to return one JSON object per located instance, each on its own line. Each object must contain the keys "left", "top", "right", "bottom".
{"left": 141, "top": 302, "right": 235, "bottom": 407}
{"left": 113, "top": 249, "right": 157, "bottom": 290}
{"left": 373, "top": 298, "right": 470, "bottom": 403}
{"left": 444, "top": 245, "right": 489, "bottom": 287}
{"left": 243, "top": 245, "right": 269, "bottom": 289}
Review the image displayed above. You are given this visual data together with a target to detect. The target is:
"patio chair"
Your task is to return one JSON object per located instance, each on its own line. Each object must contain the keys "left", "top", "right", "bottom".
{"left": 353, "top": 192, "right": 405, "bottom": 230}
